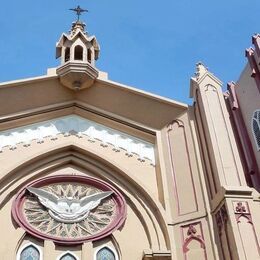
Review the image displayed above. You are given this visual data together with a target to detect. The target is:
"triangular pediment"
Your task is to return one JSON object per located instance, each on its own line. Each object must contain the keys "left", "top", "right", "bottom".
{"left": 0, "top": 74, "right": 187, "bottom": 130}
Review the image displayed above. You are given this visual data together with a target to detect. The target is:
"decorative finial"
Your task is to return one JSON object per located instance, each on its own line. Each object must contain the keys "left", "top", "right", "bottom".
{"left": 69, "top": 5, "right": 88, "bottom": 21}
{"left": 195, "top": 62, "right": 208, "bottom": 80}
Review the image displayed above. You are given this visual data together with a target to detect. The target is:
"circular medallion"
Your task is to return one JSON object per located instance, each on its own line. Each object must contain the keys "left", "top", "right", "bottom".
{"left": 12, "top": 175, "right": 126, "bottom": 245}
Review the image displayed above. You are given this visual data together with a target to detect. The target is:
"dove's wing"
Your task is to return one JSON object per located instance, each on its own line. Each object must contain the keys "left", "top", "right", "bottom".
{"left": 27, "top": 187, "right": 60, "bottom": 214}
{"left": 78, "top": 191, "right": 113, "bottom": 215}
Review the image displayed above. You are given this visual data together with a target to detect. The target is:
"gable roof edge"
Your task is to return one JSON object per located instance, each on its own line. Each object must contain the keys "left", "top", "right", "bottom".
{"left": 0, "top": 74, "right": 58, "bottom": 89}
{"left": 96, "top": 78, "right": 188, "bottom": 110}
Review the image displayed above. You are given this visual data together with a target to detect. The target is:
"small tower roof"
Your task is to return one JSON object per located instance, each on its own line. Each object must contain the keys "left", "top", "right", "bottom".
{"left": 56, "top": 29, "right": 100, "bottom": 60}
{"left": 55, "top": 6, "right": 100, "bottom": 61}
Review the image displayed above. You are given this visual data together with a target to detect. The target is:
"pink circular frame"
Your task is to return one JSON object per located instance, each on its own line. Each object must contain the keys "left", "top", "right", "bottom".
{"left": 12, "top": 175, "right": 127, "bottom": 245}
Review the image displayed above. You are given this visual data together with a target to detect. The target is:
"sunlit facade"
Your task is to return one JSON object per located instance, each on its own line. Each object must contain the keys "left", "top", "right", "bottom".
{"left": 0, "top": 16, "right": 259, "bottom": 260}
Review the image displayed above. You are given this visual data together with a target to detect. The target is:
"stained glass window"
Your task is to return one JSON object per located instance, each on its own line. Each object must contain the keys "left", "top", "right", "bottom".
{"left": 20, "top": 245, "right": 40, "bottom": 260}
{"left": 60, "top": 253, "right": 77, "bottom": 260}
{"left": 252, "top": 110, "right": 260, "bottom": 150}
{"left": 96, "top": 247, "right": 116, "bottom": 260}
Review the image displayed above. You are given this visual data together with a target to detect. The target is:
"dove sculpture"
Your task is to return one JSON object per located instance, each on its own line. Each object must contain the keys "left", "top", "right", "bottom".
{"left": 27, "top": 187, "right": 113, "bottom": 223}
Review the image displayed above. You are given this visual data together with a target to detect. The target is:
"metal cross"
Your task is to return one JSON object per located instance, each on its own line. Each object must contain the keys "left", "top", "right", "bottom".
{"left": 69, "top": 5, "right": 88, "bottom": 21}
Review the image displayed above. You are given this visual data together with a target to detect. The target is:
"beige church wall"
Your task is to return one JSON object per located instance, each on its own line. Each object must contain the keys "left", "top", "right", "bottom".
{"left": 53, "top": 244, "right": 82, "bottom": 260}
{"left": 191, "top": 68, "right": 248, "bottom": 207}
{"left": 74, "top": 107, "right": 155, "bottom": 143}
{"left": 0, "top": 78, "right": 74, "bottom": 117}
{"left": 0, "top": 198, "right": 149, "bottom": 259}
{"left": 0, "top": 199, "right": 27, "bottom": 259}
{"left": 173, "top": 218, "right": 216, "bottom": 260}
{"left": 196, "top": 84, "right": 245, "bottom": 188}
{"left": 0, "top": 136, "right": 170, "bottom": 259}
{"left": 0, "top": 147, "right": 171, "bottom": 259}
{"left": 0, "top": 134, "right": 158, "bottom": 200}
{"left": 0, "top": 106, "right": 75, "bottom": 132}
{"left": 16, "top": 235, "right": 44, "bottom": 260}
{"left": 159, "top": 111, "right": 206, "bottom": 223}
{"left": 0, "top": 94, "right": 179, "bottom": 259}
{"left": 189, "top": 65, "right": 260, "bottom": 259}
{"left": 229, "top": 199, "right": 260, "bottom": 260}
{"left": 236, "top": 63, "right": 260, "bottom": 171}
{"left": 0, "top": 77, "right": 187, "bottom": 132}
{"left": 157, "top": 108, "right": 218, "bottom": 259}
{"left": 2, "top": 13, "right": 260, "bottom": 259}
{"left": 213, "top": 198, "right": 260, "bottom": 260}
{"left": 0, "top": 105, "right": 155, "bottom": 144}
{"left": 75, "top": 80, "right": 187, "bottom": 130}
{"left": 0, "top": 98, "right": 174, "bottom": 212}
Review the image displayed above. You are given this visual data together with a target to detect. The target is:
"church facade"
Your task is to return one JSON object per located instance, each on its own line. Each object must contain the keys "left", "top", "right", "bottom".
{"left": 0, "top": 15, "right": 259, "bottom": 260}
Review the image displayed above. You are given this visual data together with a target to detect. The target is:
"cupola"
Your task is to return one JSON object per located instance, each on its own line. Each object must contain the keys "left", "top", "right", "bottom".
{"left": 56, "top": 6, "right": 100, "bottom": 90}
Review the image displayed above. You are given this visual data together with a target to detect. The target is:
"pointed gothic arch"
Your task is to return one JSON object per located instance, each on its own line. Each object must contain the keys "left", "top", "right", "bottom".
{"left": 94, "top": 245, "right": 119, "bottom": 260}
{"left": 57, "top": 251, "right": 79, "bottom": 260}
{"left": 16, "top": 242, "right": 42, "bottom": 260}
{"left": 64, "top": 47, "right": 70, "bottom": 62}
{"left": 252, "top": 110, "right": 260, "bottom": 150}
{"left": 74, "top": 45, "right": 83, "bottom": 60}
{"left": 2, "top": 144, "right": 170, "bottom": 252}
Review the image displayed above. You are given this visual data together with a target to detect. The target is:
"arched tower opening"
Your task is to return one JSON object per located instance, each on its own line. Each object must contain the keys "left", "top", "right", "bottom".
{"left": 64, "top": 47, "right": 70, "bottom": 62}
{"left": 74, "top": 45, "right": 83, "bottom": 60}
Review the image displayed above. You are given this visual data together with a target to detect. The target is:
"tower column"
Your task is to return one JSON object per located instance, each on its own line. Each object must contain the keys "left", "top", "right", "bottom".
{"left": 190, "top": 63, "right": 260, "bottom": 260}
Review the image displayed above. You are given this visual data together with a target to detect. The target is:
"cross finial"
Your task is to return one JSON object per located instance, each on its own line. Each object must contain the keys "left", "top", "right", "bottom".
{"left": 69, "top": 5, "right": 88, "bottom": 21}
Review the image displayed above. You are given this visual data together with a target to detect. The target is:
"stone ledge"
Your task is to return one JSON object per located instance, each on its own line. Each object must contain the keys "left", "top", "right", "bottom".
{"left": 210, "top": 186, "right": 254, "bottom": 212}
{"left": 143, "top": 249, "right": 171, "bottom": 260}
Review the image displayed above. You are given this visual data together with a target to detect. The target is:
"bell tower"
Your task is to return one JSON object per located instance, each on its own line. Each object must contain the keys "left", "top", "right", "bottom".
{"left": 56, "top": 6, "right": 100, "bottom": 90}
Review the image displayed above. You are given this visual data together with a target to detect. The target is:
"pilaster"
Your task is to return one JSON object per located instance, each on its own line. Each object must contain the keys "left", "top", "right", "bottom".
{"left": 43, "top": 240, "right": 55, "bottom": 259}
{"left": 82, "top": 242, "right": 93, "bottom": 260}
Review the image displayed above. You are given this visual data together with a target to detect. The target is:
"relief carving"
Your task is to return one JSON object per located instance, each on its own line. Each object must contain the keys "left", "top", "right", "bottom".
{"left": 233, "top": 201, "right": 260, "bottom": 258}
{"left": 215, "top": 205, "right": 233, "bottom": 260}
{"left": 182, "top": 222, "right": 207, "bottom": 260}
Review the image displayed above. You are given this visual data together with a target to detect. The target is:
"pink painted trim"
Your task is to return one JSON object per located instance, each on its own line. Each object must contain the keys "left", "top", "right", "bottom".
{"left": 166, "top": 120, "right": 198, "bottom": 216}
{"left": 12, "top": 175, "right": 127, "bottom": 245}
{"left": 183, "top": 236, "right": 205, "bottom": 253}
{"left": 226, "top": 82, "right": 239, "bottom": 110}
{"left": 252, "top": 34, "right": 260, "bottom": 61}
{"left": 233, "top": 201, "right": 260, "bottom": 255}
{"left": 226, "top": 82, "right": 260, "bottom": 190}
{"left": 181, "top": 222, "right": 208, "bottom": 260}
{"left": 245, "top": 47, "right": 260, "bottom": 94}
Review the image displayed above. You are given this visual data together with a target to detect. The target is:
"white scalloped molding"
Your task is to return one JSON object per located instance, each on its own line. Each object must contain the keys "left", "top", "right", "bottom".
{"left": 0, "top": 115, "right": 155, "bottom": 164}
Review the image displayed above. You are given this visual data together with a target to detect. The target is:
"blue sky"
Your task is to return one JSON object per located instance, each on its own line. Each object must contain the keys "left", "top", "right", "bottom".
{"left": 0, "top": 0, "right": 259, "bottom": 104}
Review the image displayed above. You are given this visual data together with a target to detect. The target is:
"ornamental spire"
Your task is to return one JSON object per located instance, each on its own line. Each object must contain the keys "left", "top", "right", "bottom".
{"left": 194, "top": 62, "right": 208, "bottom": 81}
